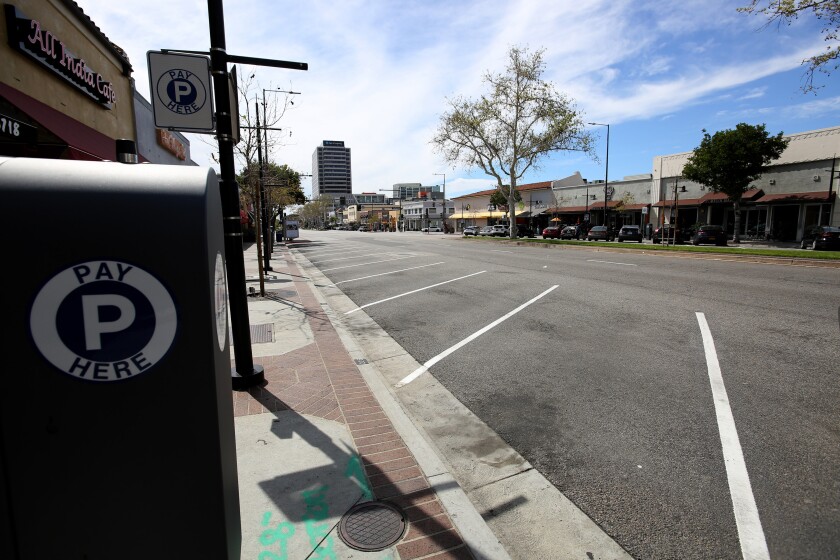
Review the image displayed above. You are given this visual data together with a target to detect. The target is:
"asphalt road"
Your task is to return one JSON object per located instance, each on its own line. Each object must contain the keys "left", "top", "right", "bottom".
{"left": 291, "top": 230, "right": 840, "bottom": 560}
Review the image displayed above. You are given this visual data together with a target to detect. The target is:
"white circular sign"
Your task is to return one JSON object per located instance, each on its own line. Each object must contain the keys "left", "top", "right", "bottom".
{"left": 30, "top": 261, "right": 177, "bottom": 382}
{"left": 156, "top": 68, "right": 208, "bottom": 116}
{"left": 213, "top": 252, "right": 228, "bottom": 351}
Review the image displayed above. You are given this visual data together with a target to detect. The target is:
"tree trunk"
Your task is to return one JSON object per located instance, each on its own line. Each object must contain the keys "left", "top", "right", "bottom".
{"left": 508, "top": 179, "right": 517, "bottom": 239}
{"left": 732, "top": 198, "right": 742, "bottom": 244}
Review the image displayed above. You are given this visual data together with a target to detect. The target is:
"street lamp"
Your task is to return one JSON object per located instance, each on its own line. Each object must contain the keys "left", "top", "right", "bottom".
{"left": 434, "top": 173, "right": 446, "bottom": 232}
{"left": 589, "top": 122, "right": 610, "bottom": 228}
{"left": 259, "top": 88, "right": 301, "bottom": 271}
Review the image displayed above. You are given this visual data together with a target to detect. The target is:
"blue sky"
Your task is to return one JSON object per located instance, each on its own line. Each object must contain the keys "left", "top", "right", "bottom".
{"left": 79, "top": 0, "right": 840, "bottom": 198}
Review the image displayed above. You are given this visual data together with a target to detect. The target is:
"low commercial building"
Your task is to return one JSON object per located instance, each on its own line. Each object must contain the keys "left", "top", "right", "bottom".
{"left": 1, "top": 1, "right": 194, "bottom": 165}
{"left": 652, "top": 126, "right": 839, "bottom": 241}
{"left": 453, "top": 125, "right": 838, "bottom": 241}
{"left": 1, "top": 1, "right": 135, "bottom": 160}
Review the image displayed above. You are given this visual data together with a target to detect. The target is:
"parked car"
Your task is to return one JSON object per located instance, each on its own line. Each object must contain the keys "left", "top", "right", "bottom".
{"left": 692, "top": 224, "right": 727, "bottom": 246}
{"left": 800, "top": 225, "right": 840, "bottom": 250}
{"left": 586, "top": 225, "right": 614, "bottom": 241}
{"left": 422, "top": 226, "right": 442, "bottom": 232}
{"left": 617, "top": 225, "right": 643, "bottom": 243}
{"left": 514, "top": 225, "right": 535, "bottom": 238}
{"left": 357, "top": 225, "right": 369, "bottom": 232}
{"left": 463, "top": 225, "right": 481, "bottom": 236}
{"left": 560, "top": 225, "right": 580, "bottom": 239}
{"left": 478, "top": 226, "right": 495, "bottom": 236}
{"left": 651, "top": 225, "right": 686, "bottom": 244}
{"left": 542, "top": 225, "right": 561, "bottom": 239}
{"left": 489, "top": 224, "right": 509, "bottom": 237}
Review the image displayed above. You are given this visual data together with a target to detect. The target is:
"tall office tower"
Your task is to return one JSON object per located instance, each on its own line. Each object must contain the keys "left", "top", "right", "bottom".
{"left": 312, "top": 140, "right": 352, "bottom": 198}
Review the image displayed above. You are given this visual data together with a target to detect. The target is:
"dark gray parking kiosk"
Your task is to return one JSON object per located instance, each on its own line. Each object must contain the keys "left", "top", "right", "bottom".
{"left": 0, "top": 158, "right": 240, "bottom": 559}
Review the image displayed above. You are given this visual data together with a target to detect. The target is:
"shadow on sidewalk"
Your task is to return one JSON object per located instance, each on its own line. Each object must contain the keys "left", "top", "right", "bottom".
{"left": 246, "top": 386, "right": 468, "bottom": 556}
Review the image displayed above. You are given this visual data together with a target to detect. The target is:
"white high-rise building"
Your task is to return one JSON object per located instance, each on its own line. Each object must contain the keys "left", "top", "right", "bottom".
{"left": 311, "top": 140, "right": 352, "bottom": 198}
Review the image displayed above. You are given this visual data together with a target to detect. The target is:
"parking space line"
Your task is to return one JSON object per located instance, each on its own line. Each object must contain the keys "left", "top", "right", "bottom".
{"left": 586, "top": 260, "right": 638, "bottom": 266}
{"left": 345, "top": 271, "right": 486, "bottom": 315}
{"left": 395, "top": 285, "right": 559, "bottom": 388}
{"left": 320, "top": 255, "right": 416, "bottom": 272}
{"left": 696, "top": 312, "right": 770, "bottom": 560}
{"left": 328, "top": 262, "right": 445, "bottom": 286}
{"left": 310, "top": 252, "right": 409, "bottom": 265}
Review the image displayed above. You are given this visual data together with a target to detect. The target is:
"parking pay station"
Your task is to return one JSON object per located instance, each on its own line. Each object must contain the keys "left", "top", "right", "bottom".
{"left": 0, "top": 158, "right": 240, "bottom": 558}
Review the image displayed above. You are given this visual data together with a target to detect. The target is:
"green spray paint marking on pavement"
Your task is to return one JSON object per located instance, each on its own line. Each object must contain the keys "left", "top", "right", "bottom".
{"left": 344, "top": 454, "right": 373, "bottom": 501}
{"left": 257, "top": 511, "right": 294, "bottom": 560}
{"left": 302, "top": 485, "right": 336, "bottom": 560}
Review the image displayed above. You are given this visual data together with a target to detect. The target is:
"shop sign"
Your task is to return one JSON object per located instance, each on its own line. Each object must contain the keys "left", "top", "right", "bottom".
{"left": 4, "top": 5, "right": 116, "bottom": 108}
{"left": 155, "top": 129, "right": 187, "bottom": 160}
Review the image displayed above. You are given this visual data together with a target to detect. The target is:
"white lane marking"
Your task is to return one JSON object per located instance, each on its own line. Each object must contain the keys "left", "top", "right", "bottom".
{"left": 586, "top": 260, "right": 638, "bottom": 266}
{"left": 345, "top": 271, "right": 486, "bottom": 315}
{"left": 396, "top": 285, "right": 559, "bottom": 388}
{"left": 696, "top": 312, "right": 770, "bottom": 560}
{"left": 310, "top": 252, "right": 408, "bottom": 265}
{"left": 301, "top": 248, "right": 374, "bottom": 257}
{"left": 320, "top": 255, "right": 416, "bottom": 272}
{"left": 328, "top": 262, "right": 445, "bottom": 286}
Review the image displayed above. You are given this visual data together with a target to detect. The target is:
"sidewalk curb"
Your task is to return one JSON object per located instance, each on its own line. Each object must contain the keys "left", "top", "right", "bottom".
{"left": 298, "top": 248, "right": 513, "bottom": 560}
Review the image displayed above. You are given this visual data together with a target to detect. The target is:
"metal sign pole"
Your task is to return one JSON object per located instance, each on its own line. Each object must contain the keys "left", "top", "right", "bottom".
{"left": 207, "top": 0, "right": 263, "bottom": 388}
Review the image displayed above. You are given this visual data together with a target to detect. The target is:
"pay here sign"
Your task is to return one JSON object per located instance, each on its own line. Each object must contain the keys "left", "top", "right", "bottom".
{"left": 147, "top": 51, "right": 215, "bottom": 132}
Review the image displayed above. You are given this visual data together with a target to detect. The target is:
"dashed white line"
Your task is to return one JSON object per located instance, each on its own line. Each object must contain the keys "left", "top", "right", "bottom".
{"left": 395, "top": 285, "right": 559, "bottom": 388}
{"left": 345, "top": 271, "right": 486, "bottom": 314}
{"left": 328, "top": 262, "right": 445, "bottom": 286}
{"left": 696, "top": 312, "right": 770, "bottom": 560}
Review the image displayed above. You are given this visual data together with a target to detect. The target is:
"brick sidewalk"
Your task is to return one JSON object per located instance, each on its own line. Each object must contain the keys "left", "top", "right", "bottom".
{"left": 232, "top": 244, "right": 475, "bottom": 559}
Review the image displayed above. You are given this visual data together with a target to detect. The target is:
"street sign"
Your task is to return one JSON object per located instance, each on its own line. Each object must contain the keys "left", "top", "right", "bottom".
{"left": 147, "top": 51, "right": 215, "bottom": 132}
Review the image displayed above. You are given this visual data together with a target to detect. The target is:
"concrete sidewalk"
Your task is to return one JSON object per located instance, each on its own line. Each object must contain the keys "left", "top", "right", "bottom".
{"left": 231, "top": 239, "right": 510, "bottom": 560}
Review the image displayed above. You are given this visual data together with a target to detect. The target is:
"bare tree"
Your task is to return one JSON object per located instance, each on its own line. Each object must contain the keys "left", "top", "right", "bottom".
{"left": 432, "top": 46, "right": 594, "bottom": 238}
{"left": 739, "top": 0, "right": 840, "bottom": 93}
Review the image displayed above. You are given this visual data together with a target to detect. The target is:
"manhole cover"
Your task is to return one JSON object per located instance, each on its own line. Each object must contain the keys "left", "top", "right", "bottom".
{"left": 230, "top": 324, "right": 273, "bottom": 344}
{"left": 338, "top": 501, "right": 407, "bottom": 551}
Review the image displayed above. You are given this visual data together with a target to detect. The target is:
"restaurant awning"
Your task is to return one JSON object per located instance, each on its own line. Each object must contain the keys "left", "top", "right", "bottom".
{"left": 753, "top": 191, "right": 835, "bottom": 203}
{"left": 0, "top": 82, "right": 115, "bottom": 161}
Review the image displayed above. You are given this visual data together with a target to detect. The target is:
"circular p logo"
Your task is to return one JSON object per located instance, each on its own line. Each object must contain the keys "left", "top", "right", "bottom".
{"left": 30, "top": 261, "right": 177, "bottom": 382}
{"left": 156, "top": 68, "right": 207, "bottom": 115}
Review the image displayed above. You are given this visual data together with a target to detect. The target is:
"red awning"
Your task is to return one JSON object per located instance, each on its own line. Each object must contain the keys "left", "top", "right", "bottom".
{"left": 699, "top": 188, "right": 763, "bottom": 204}
{"left": 653, "top": 197, "right": 702, "bottom": 207}
{"left": 753, "top": 191, "right": 835, "bottom": 204}
{"left": 0, "top": 82, "right": 115, "bottom": 161}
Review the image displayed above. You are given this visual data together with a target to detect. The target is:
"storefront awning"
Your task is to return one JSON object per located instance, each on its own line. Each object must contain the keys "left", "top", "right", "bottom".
{"left": 699, "top": 188, "right": 763, "bottom": 204}
{"left": 0, "top": 82, "right": 115, "bottom": 161}
{"left": 753, "top": 191, "right": 835, "bottom": 204}
{"left": 653, "top": 197, "right": 702, "bottom": 207}
{"left": 451, "top": 210, "right": 508, "bottom": 219}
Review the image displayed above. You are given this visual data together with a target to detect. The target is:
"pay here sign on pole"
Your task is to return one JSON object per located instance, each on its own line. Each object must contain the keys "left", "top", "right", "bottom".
{"left": 147, "top": 51, "right": 215, "bottom": 132}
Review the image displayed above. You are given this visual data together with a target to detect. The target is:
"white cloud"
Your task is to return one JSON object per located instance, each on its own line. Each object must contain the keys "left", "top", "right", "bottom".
{"left": 74, "top": 0, "right": 839, "bottom": 198}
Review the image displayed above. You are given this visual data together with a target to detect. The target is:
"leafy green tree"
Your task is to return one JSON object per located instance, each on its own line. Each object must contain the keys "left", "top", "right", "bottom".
{"left": 682, "top": 123, "right": 789, "bottom": 243}
{"left": 489, "top": 185, "right": 522, "bottom": 213}
{"left": 432, "top": 45, "right": 594, "bottom": 238}
{"left": 739, "top": 1, "right": 840, "bottom": 92}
